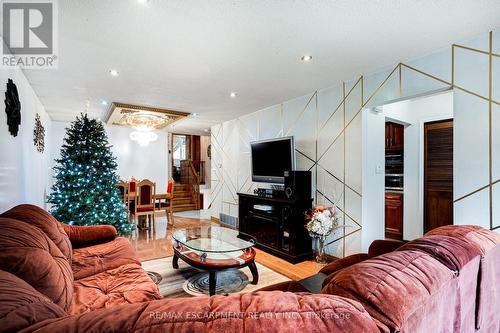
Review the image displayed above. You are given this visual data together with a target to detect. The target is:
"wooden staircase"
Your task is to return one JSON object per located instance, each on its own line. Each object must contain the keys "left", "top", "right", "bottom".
{"left": 171, "top": 184, "right": 197, "bottom": 212}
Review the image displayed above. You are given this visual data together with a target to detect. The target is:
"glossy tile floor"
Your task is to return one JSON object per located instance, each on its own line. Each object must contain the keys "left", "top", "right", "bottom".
{"left": 129, "top": 213, "right": 322, "bottom": 281}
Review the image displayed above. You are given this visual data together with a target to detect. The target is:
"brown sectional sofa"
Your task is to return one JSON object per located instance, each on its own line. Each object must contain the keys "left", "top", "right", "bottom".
{"left": 0, "top": 205, "right": 162, "bottom": 319}
{"left": 0, "top": 204, "right": 498, "bottom": 332}
{"left": 263, "top": 225, "right": 500, "bottom": 333}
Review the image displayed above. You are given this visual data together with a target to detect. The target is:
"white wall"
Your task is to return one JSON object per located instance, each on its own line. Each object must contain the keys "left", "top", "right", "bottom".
{"left": 212, "top": 28, "right": 500, "bottom": 257}
{"left": 361, "top": 108, "right": 385, "bottom": 251}
{"left": 363, "top": 91, "right": 454, "bottom": 241}
{"left": 0, "top": 66, "right": 53, "bottom": 212}
{"left": 49, "top": 122, "right": 169, "bottom": 193}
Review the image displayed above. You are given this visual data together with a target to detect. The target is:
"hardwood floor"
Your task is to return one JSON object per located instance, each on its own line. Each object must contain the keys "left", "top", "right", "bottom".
{"left": 129, "top": 214, "right": 321, "bottom": 281}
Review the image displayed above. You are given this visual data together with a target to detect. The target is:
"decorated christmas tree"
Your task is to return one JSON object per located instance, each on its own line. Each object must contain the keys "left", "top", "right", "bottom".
{"left": 48, "top": 114, "right": 133, "bottom": 235}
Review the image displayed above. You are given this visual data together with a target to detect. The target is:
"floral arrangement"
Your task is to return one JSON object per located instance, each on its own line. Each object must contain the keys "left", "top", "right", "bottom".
{"left": 305, "top": 205, "right": 338, "bottom": 237}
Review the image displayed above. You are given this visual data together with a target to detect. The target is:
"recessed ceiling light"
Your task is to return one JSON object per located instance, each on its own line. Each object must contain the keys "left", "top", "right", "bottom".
{"left": 192, "top": 113, "right": 198, "bottom": 117}
{"left": 230, "top": 92, "right": 237, "bottom": 98}
{"left": 137, "top": 0, "right": 149, "bottom": 4}
{"left": 101, "top": 100, "right": 108, "bottom": 106}
{"left": 301, "top": 55, "right": 312, "bottom": 62}
{"left": 204, "top": 128, "right": 209, "bottom": 132}
{"left": 109, "top": 69, "right": 119, "bottom": 76}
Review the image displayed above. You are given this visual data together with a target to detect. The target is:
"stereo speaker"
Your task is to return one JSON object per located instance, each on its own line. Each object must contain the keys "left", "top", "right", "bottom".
{"left": 284, "top": 171, "right": 311, "bottom": 200}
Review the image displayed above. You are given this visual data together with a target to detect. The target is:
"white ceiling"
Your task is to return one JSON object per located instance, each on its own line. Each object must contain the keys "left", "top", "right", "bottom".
{"left": 20, "top": 0, "right": 500, "bottom": 134}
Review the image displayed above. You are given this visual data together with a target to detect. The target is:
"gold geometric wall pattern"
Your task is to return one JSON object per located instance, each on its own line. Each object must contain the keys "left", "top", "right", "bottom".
{"left": 211, "top": 29, "right": 500, "bottom": 258}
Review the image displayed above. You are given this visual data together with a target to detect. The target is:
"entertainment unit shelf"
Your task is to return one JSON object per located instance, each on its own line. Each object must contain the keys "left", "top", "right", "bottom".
{"left": 237, "top": 193, "right": 312, "bottom": 263}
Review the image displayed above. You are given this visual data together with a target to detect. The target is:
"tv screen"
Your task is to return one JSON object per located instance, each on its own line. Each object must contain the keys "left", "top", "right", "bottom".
{"left": 251, "top": 137, "right": 295, "bottom": 183}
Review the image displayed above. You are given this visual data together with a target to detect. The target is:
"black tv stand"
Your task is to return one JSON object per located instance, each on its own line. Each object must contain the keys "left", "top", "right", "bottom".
{"left": 237, "top": 193, "right": 312, "bottom": 263}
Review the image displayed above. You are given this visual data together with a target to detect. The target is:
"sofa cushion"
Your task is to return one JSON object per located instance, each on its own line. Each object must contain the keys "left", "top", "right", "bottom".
{"left": 62, "top": 224, "right": 117, "bottom": 248}
{"left": 71, "top": 237, "right": 140, "bottom": 280}
{"left": 0, "top": 218, "right": 74, "bottom": 312}
{"left": 425, "top": 225, "right": 500, "bottom": 254}
{"left": 397, "top": 235, "right": 482, "bottom": 272}
{"left": 321, "top": 250, "right": 455, "bottom": 332}
{"left": 26, "top": 292, "right": 380, "bottom": 333}
{"left": 0, "top": 204, "right": 72, "bottom": 263}
{"left": 70, "top": 263, "right": 161, "bottom": 315}
{"left": 0, "top": 270, "right": 66, "bottom": 333}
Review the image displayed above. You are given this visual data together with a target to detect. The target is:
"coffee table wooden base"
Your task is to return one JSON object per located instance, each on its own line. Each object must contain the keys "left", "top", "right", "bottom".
{"left": 172, "top": 245, "right": 258, "bottom": 296}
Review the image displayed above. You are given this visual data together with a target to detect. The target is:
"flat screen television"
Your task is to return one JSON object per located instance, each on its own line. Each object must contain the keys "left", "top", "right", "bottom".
{"left": 250, "top": 136, "right": 295, "bottom": 183}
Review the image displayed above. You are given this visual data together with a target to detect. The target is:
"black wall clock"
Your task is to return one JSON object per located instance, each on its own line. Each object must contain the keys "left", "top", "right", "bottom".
{"left": 5, "top": 78, "right": 21, "bottom": 137}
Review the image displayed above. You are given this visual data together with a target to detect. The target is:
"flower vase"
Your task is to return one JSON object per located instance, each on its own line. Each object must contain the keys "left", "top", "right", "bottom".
{"left": 315, "top": 236, "right": 327, "bottom": 264}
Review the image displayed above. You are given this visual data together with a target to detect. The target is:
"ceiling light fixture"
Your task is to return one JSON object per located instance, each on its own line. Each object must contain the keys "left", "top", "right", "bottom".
{"left": 301, "top": 55, "right": 312, "bottom": 62}
{"left": 129, "top": 126, "right": 158, "bottom": 147}
{"left": 137, "top": 0, "right": 149, "bottom": 4}
{"left": 204, "top": 128, "right": 209, "bottom": 132}
{"left": 230, "top": 91, "right": 237, "bottom": 98}
{"left": 109, "top": 69, "right": 119, "bottom": 76}
{"left": 101, "top": 100, "right": 108, "bottom": 106}
{"left": 192, "top": 113, "right": 198, "bottom": 117}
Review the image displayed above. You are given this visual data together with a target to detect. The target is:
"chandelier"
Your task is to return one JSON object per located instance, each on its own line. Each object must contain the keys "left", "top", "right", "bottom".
{"left": 129, "top": 125, "right": 158, "bottom": 146}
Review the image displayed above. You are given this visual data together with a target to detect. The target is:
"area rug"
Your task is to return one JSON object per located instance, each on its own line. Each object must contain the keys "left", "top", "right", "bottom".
{"left": 142, "top": 256, "right": 290, "bottom": 297}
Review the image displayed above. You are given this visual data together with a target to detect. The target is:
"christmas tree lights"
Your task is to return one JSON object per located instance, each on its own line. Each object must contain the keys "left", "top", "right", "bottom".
{"left": 47, "top": 114, "right": 133, "bottom": 235}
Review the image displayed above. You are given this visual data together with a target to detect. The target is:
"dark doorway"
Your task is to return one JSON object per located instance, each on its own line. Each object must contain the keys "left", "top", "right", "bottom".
{"left": 169, "top": 134, "right": 202, "bottom": 183}
{"left": 424, "top": 119, "right": 453, "bottom": 233}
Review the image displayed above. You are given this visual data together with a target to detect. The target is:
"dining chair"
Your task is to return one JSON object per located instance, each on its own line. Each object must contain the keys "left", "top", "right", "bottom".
{"left": 166, "top": 179, "right": 175, "bottom": 224}
{"left": 156, "top": 178, "right": 175, "bottom": 225}
{"left": 129, "top": 177, "right": 138, "bottom": 194}
{"left": 117, "top": 181, "right": 128, "bottom": 207}
{"left": 128, "top": 177, "right": 138, "bottom": 214}
{"left": 135, "top": 179, "right": 156, "bottom": 230}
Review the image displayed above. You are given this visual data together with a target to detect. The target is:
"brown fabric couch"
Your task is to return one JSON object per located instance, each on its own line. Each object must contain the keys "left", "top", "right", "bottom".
{"left": 0, "top": 204, "right": 381, "bottom": 332}
{"left": 264, "top": 226, "right": 500, "bottom": 333}
{"left": 0, "top": 204, "right": 162, "bottom": 330}
{"left": 1, "top": 204, "right": 499, "bottom": 332}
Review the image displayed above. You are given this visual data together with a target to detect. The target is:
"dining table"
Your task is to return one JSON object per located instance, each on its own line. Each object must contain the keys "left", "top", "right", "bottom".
{"left": 126, "top": 192, "right": 172, "bottom": 211}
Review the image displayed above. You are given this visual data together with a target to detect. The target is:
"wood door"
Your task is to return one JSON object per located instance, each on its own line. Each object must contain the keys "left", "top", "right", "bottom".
{"left": 385, "top": 122, "right": 391, "bottom": 149}
{"left": 424, "top": 120, "right": 453, "bottom": 233}
{"left": 392, "top": 123, "right": 404, "bottom": 150}
{"left": 189, "top": 135, "right": 201, "bottom": 161}
{"left": 385, "top": 192, "right": 403, "bottom": 240}
{"left": 385, "top": 122, "right": 404, "bottom": 151}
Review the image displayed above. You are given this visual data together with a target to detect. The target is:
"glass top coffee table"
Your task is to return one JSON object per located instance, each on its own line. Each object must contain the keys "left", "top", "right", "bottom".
{"left": 172, "top": 226, "right": 258, "bottom": 296}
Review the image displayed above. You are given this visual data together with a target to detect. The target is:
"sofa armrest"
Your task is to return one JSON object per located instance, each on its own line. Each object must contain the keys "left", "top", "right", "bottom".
{"left": 62, "top": 224, "right": 117, "bottom": 248}
{"left": 23, "top": 292, "right": 380, "bottom": 333}
{"left": 319, "top": 254, "right": 370, "bottom": 289}
{"left": 320, "top": 253, "right": 370, "bottom": 276}
{"left": 255, "top": 281, "right": 310, "bottom": 292}
{"left": 367, "top": 239, "right": 406, "bottom": 258}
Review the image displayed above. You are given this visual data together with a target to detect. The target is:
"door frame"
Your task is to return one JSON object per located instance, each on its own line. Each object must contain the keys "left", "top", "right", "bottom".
{"left": 170, "top": 133, "right": 190, "bottom": 179}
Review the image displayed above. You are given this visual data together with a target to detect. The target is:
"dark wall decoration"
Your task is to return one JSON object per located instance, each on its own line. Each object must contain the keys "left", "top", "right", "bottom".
{"left": 4, "top": 79, "right": 21, "bottom": 137}
{"left": 34, "top": 113, "right": 45, "bottom": 153}
{"left": 207, "top": 144, "right": 211, "bottom": 159}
